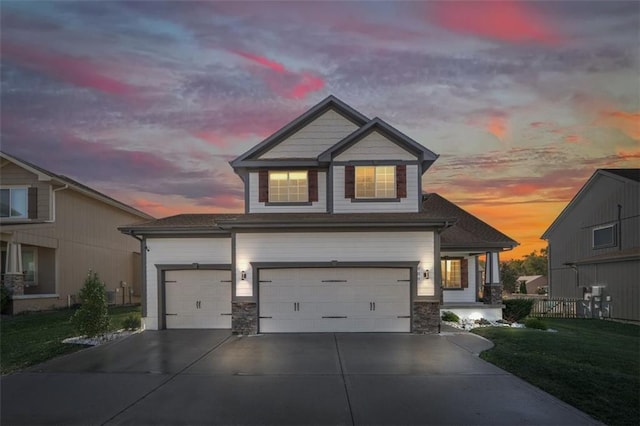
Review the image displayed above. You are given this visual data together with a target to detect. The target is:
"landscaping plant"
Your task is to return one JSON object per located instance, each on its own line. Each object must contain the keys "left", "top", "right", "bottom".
{"left": 121, "top": 313, "right": 141, "bottom": 330}
{"left": 0, "top": 285, "right": 11, "bottom": 314}
{"left": 503, "top": 298, "right": 534, "bottom": 322}
{"left": 441, "top": 311, "right": 460, "bottom": 322}
{"left": 524, "top": 317, "right": 548, "bottom": 330}
{"left": 71, "top": 271, "right": 110, "bottom": 337}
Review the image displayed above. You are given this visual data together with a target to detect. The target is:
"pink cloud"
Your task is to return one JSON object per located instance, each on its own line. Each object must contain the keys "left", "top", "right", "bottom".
{"left": 2, "top": 43, "right": 137, "bottom": 96}
{"left": 598, "top": 110, "right": 640, "bottom": 140}
{"left": 232, "top": 49, "right": 324, "bottom": 99}
{"left": 430, "top": 0, "right": 562, "bottom": 46}
{"left": 194, "top": 130, "right": 227, "bottom": 147}
{"left": 486, "top": 115, "right": 508, "bottom": 141}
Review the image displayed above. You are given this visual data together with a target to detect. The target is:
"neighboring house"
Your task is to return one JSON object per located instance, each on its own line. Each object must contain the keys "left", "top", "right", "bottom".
{"left": 542, "top": 169, "right": 640, "bottom": 322}
{"left": 121, "top": 95, "right": 517, "bottom": 334}
{"left": 1, "top": 151, "right": 154, "bottom": 313}
{"left": 516, "top": 275, "right": 548, "bottom": 295}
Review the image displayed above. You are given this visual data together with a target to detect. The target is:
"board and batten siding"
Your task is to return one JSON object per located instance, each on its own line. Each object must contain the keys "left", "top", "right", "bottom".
{"left": 248, "top": 171, "right": 327, "bottom": 213}
{"left": 0, "top": 162, "right": 51, "bottom": 221}
{"left": 333, "top": 165, "right": 419, "bottom": 213}
{"left": 235, "top": 231, "right": 435, "bottom": 297}
{"left": 144, "top": 237, "right": 231, "bottom": 330}
{"left": 259, "top": 109, "right": 359, "bottom": 159}
{"left": 334, "top": 131, "right": 417, "bottom": 161}
{"left": 442, "top": 255, "right": 477, "bottom": 304}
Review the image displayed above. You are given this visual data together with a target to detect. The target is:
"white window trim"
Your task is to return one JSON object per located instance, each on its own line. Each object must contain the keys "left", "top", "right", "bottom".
{"left": 0, "top": 186, "right": 29, "bottom": 219}
{"left": 355, "top": 165, "right": 396, "bottom": 199}
{"left": 268, "top": 170, "right": 309, "bottom": 203}
{"left": 592, "top": 223, "right": 617, "bottom": 249}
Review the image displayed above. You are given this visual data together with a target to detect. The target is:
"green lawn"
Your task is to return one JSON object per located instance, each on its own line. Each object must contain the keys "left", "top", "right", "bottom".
{"left": 0, "top": 305, "right": 141, "bottom": 374}
{"left": 473, "top": 319, "right": 640, "bottom": 426}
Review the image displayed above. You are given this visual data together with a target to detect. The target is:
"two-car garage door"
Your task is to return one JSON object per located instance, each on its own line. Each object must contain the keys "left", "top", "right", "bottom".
{"left": 259, "top": 268, "right": 410, "bottom": 333}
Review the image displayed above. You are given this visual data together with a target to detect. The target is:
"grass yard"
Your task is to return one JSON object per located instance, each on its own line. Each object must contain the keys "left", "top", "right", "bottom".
{"left": 0, "top": 304, "right": 141, "bottom": 374}
{"left": 473, "top": 319, "right": 640, "bottom": 426}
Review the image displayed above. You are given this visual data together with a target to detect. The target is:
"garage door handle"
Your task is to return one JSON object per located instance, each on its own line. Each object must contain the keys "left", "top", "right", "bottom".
{"left": 220, "top": 313, "right": 232, "bottom": 316}
{"left": 397, "top": 315, "right": 410, "bottom": 319}
{"left": 259, "top": 316, "right": 273, "bottom": 319}
{"left": 322, "top": 316, "right": 347, "bottom": 319}
{"left": 166, "top": 313, "right": 178, "bottom": 316}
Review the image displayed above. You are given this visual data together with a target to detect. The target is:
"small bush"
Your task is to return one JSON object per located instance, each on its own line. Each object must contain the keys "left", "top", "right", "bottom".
{"left": 1, "top": 285, "right": 11, "bottom": 314}
{"left": 121, "top": 314, "right": 141, "bottom": 330}
{"left": 475, "top": 318, "right": 491, "bottom": 325}
{"left": 71, "top": 271, "right": 110, "bottom": 337}
{"left": 519, "top": 282, "right": 528, "bottom": 294}
{"left": 441, "top": 311, "right": 460, "bottom": 322}
{"left": 524, "top": 317, "right": 548, "bottom": 330}
{"left": 503, "top": 299, "right": 534, "bottom": 323}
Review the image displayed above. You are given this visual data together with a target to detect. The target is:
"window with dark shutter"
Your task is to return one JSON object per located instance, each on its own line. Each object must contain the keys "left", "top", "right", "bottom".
{"left": 396, "top": 165, "right": 407, "bottom": 198}
{"left": 28, "top": 187, "right": 38, "bottom": 219}
{"left": 461, "top": 258, "right": 468, "bottom": 288}
{"left": 258, "top": 170, "right": 269, "bottom": 202}
{"left": 345, "top": 165, "right": 355, "bottom": 198}
{"left": 308, "top": 170, "right": 318, "bottom": 202}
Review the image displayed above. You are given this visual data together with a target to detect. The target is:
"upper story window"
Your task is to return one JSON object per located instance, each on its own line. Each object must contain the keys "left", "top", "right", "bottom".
{"left": 355, "top": 166, "right": 396, "bottom": 199}
{"left": 593, "top": 224, "right": 617, "bottom": 249}
{"left": 269, "top": 171, "right": 309, "bottom": 203}
{"left": 1, "top": 187, "right": 28, "bottom": 218}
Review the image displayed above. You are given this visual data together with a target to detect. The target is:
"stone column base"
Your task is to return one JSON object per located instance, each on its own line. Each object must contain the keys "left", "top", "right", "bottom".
{"left": 4, "top": 273, "right": 24, "bottom": 296}
{"left": 412, "top": 301, "right": 440, "bottom": 334}
{"left": 232, "top": 301, "right": 257, "bottom": 335}
{"left": 483, "top": 284, "right": 503, "bottom": 305}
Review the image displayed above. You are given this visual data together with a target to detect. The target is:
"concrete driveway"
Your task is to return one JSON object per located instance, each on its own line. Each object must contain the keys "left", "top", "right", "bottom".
{"left": 1, "top": 330, "right": 599, "bottom": 425}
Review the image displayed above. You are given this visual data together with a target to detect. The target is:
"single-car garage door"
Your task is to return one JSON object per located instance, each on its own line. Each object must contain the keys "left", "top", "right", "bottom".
{"left": 259, "top": 268, "right": 410, "bottom": 333}
{"left": 164, "top": 269, "right": 231, "bottom": 329}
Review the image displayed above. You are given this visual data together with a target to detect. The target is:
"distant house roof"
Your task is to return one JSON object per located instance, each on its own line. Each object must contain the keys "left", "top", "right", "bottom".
{"left": 121, "top": 193, "right": 517, "bottom": 252}
{"left": 542, "top": 168, "right": 640, "bottom": 239}
{"left": 0, "top": 151, "right": 154, "bottom": 221}
{"left": 517, "top": 275, "right": 545, "bottom": 283}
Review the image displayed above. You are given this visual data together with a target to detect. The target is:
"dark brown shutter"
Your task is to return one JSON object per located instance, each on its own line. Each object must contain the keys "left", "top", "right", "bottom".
{"left": 28, "top": 187, "right": 38, "bottom": 219}
{"left": 396, "top": 165, "right": 407, "bottom": 198}
{"left": 461, "top": 258, "right": 468, "bottom": 288}
{"left": 258, "top": 170, "right": 269, "bottom": 202}
{"left": 308, "top": 170, "right": 318, "bottom": 202}
{"left": 345, "top": 165, "right": 355, "bottom": 198}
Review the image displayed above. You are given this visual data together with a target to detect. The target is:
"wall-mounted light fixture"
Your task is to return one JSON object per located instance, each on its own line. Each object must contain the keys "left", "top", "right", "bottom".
{"left": 424, "top": 269, "right": 430, "bottom": 279}
{"left": 241, "top": 271, "right": 247, "bottom": 280}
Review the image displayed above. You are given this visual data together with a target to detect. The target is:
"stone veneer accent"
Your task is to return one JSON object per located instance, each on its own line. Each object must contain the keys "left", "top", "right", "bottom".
{"left": 232, "top": 301, "right": 257, "bottom": 335}
{"left": 412, "top": 301, "right": 440, "bottom": 334}
{"left": 3, "top": 274, "right": 24, "bottom": 296}
{"left": 483, "top": 284, "right": 503, "bottom": 305}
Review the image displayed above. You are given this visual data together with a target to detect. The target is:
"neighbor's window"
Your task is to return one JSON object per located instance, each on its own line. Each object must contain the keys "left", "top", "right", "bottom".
{"left": 593, "top": 224, "right": 617, "bottom": 249}
{"left": 269, "top": 171, "right": 308, "bottom": 203}
{"left": 441, "top": 259, "right": 462, "bottom": 289}
{"left": 0, "top": 188, "right": 28, "bottom": 218}
{"left": 355, "top": 166, "right": 395, "bottom": 198}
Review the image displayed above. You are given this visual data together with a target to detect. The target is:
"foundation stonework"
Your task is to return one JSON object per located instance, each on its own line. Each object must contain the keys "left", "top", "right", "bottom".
{"left": 232, "top": 301, "right": 257, "bottom": 335}
{"left": 3, "top": 274, "right": 24, "bottom": 296}
{"left": 483, "top": 285, "right": 503, "bottom": 305}
{"left": 412, "top": 301, "right": 440, "bottom": 334}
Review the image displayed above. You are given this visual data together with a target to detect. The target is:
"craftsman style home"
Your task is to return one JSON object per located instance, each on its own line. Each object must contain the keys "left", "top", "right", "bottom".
{"left": 121, "top": 96, "right": 516, "bottom": 333}
{"left": 1, "top": 151, "right": 153, "bottom": 313}
{"left": 542, "top": 168, "right": 639, "bottom": 322}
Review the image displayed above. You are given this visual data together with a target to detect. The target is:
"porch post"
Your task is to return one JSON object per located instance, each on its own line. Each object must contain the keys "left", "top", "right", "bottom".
{"left": 483, "top": 251, "right": 502, "bottom": 305}
{"left": 4, "top": 242, "right": 24, "bottom": 295}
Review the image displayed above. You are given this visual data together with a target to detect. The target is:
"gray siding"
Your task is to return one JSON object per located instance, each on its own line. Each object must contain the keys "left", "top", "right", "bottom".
{"left": 546, "top": 172, "right": 640, "bottom": 321}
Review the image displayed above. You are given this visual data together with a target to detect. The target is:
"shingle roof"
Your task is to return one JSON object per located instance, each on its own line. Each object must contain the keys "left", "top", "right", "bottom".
{"left": 602, "top": 168, "right": 640, "bottom": 182}
{"left": 121, "top": 193, "right": 517, "bottom": 251}
{"left": 422, "top": 193, "right": 518, "bottom": 249}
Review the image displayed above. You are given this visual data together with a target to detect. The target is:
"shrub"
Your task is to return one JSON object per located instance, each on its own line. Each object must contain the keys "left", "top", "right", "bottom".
{"left": 71, "top": 271, "right": 110, "bottom": 337}
{"left": 524, "top": 317, "right": 548, "bottom": 330}
{"left": 519, "top": 282, "right": 528, "bottom": 294}
{"left": 441, "top": 311, "right": 460, "bottom": 322}
{"left": 122, "top": 314, "right": 141, "bottom": 330}
{"left": 0, "top": 285, "right": 11, "bottom": 314}
{"left": 503, "top": 299, "right": 534, "bottom": 323}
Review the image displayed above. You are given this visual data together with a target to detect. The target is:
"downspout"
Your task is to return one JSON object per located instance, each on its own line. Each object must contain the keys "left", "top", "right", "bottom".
{"left": 46, "top": 184, "right": 69, "bottom": 222}
{"left": 617, "top": 204, "right": 622, "bottom": 251}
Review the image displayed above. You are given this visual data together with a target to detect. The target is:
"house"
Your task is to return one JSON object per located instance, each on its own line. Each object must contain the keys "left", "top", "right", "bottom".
{"left": 120, "top": 96, "right": 517, "bottom": 334}
{"left": 516, "top": 275, "right": 548, "bottom": 295}
{"left": 542, "top": 169, "right": 640, "bottom": 322}
{"left": 1, "top": 151, "right": 154, "bottom": 313}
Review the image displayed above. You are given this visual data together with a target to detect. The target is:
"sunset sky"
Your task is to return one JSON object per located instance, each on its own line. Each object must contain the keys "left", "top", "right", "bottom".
{"left": 1, "top": 1, "right": 638, "bottom": 259}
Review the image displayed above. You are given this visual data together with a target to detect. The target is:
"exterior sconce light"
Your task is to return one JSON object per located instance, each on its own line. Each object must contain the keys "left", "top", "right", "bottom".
{"left": 424, "top": 270, "right": 430, "bottom": 279}
{"left": 241, "top": 271, "right": 247, "bottom": 280}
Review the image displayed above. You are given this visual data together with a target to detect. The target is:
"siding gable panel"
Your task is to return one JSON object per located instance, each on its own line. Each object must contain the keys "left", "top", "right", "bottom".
{"left": 334, "top": 131, "right": 418, "bottom": 161}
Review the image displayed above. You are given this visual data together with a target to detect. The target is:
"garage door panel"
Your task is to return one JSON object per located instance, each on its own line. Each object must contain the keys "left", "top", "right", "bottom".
{"left": 164, "top": 270, "right": 231, "bottom": 329}
{"left": 259, "top": 268, "right": 411, "bottom": 333}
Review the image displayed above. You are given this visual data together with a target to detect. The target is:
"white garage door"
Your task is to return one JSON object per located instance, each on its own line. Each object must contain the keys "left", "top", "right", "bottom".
{"left": 164, "top": 269, "right": 231, "bottom": 329}
{"left": 259, "top": 268, "right": 410, "bottom": 333}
